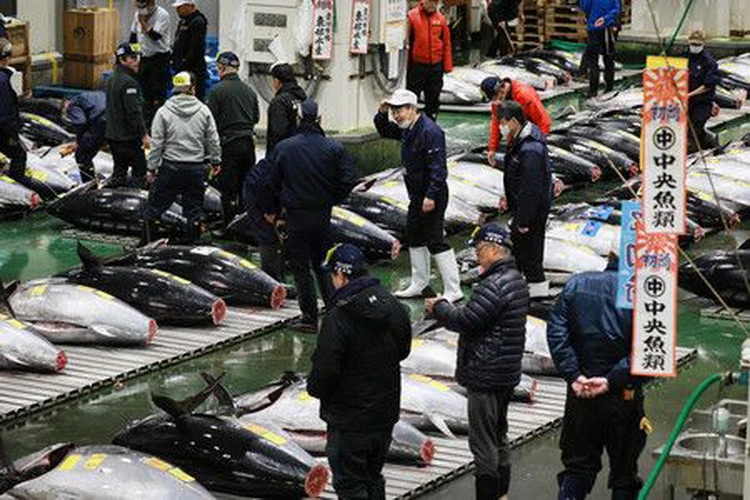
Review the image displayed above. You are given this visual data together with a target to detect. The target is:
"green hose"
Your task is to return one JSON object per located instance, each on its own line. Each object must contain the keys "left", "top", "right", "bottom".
{"left": 665, "top": 0, "right": 697, "bottom": 54}
{"left": 638, "top": 372, "right": 725, "bottom": 500}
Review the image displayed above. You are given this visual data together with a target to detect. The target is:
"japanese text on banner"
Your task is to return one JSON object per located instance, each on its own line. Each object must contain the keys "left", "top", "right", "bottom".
{"left": 631, "top": 225, "right": 678, "bottom": 377}
{"left": 350, "top": 0, "right": 370, "bottom": 54}
{"left": 641, "top": 56, "right": 688, "bottom": 235}
{"left": 312, "top": 0, "right": 334, "bottom": 60}
{"left": 617, "top": 201, "right": 641, "bottom": 309}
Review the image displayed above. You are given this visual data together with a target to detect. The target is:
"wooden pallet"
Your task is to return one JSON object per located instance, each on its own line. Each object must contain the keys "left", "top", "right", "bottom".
{"left": 511, "top": 7, "right": 546, "bottom": 50}
{"left": 700, "top": 305, "right": 750, "bottom": 322}
{"left": 545, "top": 5, "right": 587, "bottom": 42}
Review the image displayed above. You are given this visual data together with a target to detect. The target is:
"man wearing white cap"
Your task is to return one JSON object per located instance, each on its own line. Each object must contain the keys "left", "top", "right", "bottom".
{"left": 172, "top": 0, "right": 208, "bottom": 101}
{"left": 374, "top": 89, "right": 463, "bottom": 303}
{"left": 142, "top": 71, "right": 221, "bottom": 244}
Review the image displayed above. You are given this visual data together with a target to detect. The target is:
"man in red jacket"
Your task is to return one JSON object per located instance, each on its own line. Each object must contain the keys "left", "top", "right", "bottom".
{"left": 407, "top": 0, "right": 453, "bottom": 121}
{"left": 481, "top": 76, "right": 551, "bottom": 167}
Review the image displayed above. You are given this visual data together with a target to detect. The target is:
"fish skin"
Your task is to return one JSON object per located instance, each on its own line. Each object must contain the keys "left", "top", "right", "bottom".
{"left": 679, "top": 250, "right": 750, "bottom": 307}
{"left": 0, "top": 175, "right": 40, "bottom": 218}
{"left": 341, "top": 191, "right": 409, "bottom": 238}
{"left": 0, "top": 315, "right": 67, "bottom": 373}
{"left": 20, "top": 112, "right": 75, "bottom": 146}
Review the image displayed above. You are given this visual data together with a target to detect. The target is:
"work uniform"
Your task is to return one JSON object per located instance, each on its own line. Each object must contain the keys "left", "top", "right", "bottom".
{"left": 172, "top": 10, "right": 207, "bottom": 100}
{"left": 65, "top": 91, "right": 106, "bottom": 180}
{"left": 243, "top": 158, "right": 284, "bottom": 281}
{"left": 144, "top": 93, "right": 221, "bottom": 242}
{"left": 688, "top": 48, "right": 720, "bottom": 152}
{"left": 433, "top": 258, "right": 528, "bottom": 500}
{"left": 207, "top": 73, "right": 260, "bottom": 224}
{"left": 130, "top": 5, "right": 171, "bottom": 126}
{"left": 105, "top": 64, "right": 148, "bottom": 188}
{"left": 267, "top": 122, "right": 359, "bottom": 324}
{"left": 0, "top": 66, "right": 25, "bottom": 180}
{"left": 488, "top": 80, "right": 551, "bottom": 157}
{"left": 579, "top": 0, "right": 620, "bottom": 97}
{"left": 407, "top": 5, "right": 453, "bottom": 121}
{"left": 503, "top": 122, "right": 552, "bottom": 285}
{"left": 487, "top": 0, "right": 522, "bottom": 58}
{"left": 265, "top": 80, "right": 306, "bottom": 157}
{"left": 547, "top": 266, "right": 647, "bottom": 500}
{"left": 308, "top": 276, "right": 411, "bottom": 499}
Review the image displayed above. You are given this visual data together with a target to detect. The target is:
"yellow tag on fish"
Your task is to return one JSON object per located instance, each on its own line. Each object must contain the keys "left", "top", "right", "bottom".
{"left": 5, "top": 319, "right": 26, "bottom": 330}
{"left": 218, "top": 250, "right": 236, "bottom": 261}
{"left": 244, "top": 423, "right": 288, "bottom": 445}
{"left": 150, "top": 269, "right": 190, "bottom": 285}
{"left": 168, "top": 467, "right": 195, "bottom": 482}
{"left": 297, "top": 391, "right": 313, "bottom": 402}
{"left": 728, "top": 149, "right": 744, "bottom": 155}
{"left": 640, "top": 416, "right": 654, "bottom": 435}
{"left": 333, "top": 207, "right": 366, "bottom": 227}
{"left": 83, "top": 453, "right": 107, "bottom": 470}
{"left": 30, "top": 285, "right": 47, "bottom": 296}
{"left": 0, "top": 175, "right": 15, "bottom": 183}
{"left": 94, "top": 290, "right": 115, "bottom": 301}
{"left": 58, "top": 454, "right": 82, "bottom": 471}
{"left": 563, "top": 222, "right": 580, "bottom": 232}
{"left": 25, "top": 168, "right": 48, "bottom": 182}
{"left": 383, "top": 181, "right": 399, "bottom": 188}
{"left": 239, "top": 259, "right": 256, "bottom": 270}
{"left": 447, "top": 160, "right": 456, "bottom": 168}
{"left": 411, "top": 339, "right": 424, "bottom": 348}
{"left": 408, "top": 373, "right": 449, "bottom": 392}
{"left": 144, "top": 457, "right": 171, "bottom": 471}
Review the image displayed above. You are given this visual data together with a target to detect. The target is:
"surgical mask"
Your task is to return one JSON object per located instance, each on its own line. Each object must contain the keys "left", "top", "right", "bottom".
{"left": 500, "top": 124, "right": 511, "bottom": 139}
{"left": 689, "top": 44, "right": 704, "bottom": 54}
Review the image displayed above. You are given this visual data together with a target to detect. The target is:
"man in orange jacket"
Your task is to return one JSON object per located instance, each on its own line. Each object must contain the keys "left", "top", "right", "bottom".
{"left": 407, "top": 0, "right": 453, "bottom": 121}
{"left": 481, "top": 76, "right": 551, "bottom": 167}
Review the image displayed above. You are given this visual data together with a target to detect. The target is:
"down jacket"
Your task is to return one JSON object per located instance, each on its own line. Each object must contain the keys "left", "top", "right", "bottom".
{"left": 433, "top": 258, "right": 529, "bottom": 390}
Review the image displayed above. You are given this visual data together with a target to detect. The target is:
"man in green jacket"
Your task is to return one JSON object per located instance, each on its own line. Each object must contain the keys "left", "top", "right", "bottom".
{"left": 105, "top": 42, "right": 150, "bottom": 188}
{"left": 206, "top": 51, "right": 260, "bottom": 227}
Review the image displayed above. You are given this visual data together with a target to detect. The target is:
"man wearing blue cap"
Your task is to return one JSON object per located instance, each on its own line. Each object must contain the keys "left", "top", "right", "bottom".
{"left": 265, "top": 99, "right": 359, "bottom": 331}
{"left": 207, "top": 51, "right": 260, "bottom": 228}
{"left": 426, "top": 223, "right": 528, "bottom": 500}
{"left": 309, "top": 243, "right": 411, "bottom": 500}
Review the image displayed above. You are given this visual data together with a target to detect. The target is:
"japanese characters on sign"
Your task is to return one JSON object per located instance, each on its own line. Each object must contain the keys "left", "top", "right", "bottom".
{"left": 350, "top": 0, "right": 371, "bottom": 54}
{"left": 617, "top": 201, "right": 641, "bottom": 310}
{"left": 312, "top": 0, "right": 334, "bottom": 60}
{"left": 641, "top": 56, "right": 689, "bottom": 234}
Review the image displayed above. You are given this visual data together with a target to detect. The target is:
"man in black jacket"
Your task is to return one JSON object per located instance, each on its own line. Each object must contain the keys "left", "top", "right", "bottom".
{"left": 426, "top": 223, "right": 528, "bottom": 500}
{"left": 105, "top": 43, "right": 150, "bottom": 188}
{"left": 486, "top": 0, "right": 524, "bottom": 58}
{"left": 308, "top": 243, "right": 411, "bottom": 500}
{"left": 266, "top": 62, "right": 306, "bottom": 156}
{"left": 265, "top": 100, "right": 359, "bottom": 331}
{"left": 207, "top": 51, "right": 260, "bottom": 228}
{"left": 243, "top": 158, "right": 284, "bottom": 281}
{"left": 687, "top": 29, "right": 720, "bottom": 152}
{"left": 547, "top": 241, "right": 648, "bottom": 500}
{"left": 172, "top": 0, "right": 207, "bottom": 101}
{"left": 61, "top": 90, "right": 106, "bottom": 181}
{"left": 498, "top": 100, "right": 552, "bottom": 298}
{"left": 0, "top": 38, "right": 25, "bottom": 181}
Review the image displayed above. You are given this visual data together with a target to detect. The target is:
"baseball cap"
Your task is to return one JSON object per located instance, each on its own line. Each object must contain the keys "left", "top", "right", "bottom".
{"left": 480, "top": 77, "right": 501, "bottom": 101}
{"left": 384, "top": 89, "right": 418, "bottom": 108}
{"left": 115, "top": 42, "right": 142, "bottom": 58}
{"left": 467, "top": 223, "right": 512, "bottom": 249}
{"left": 297, "top": 99, "right": 320, "bottom": 121}
{"left": 172, "top": 71, "right": 193, "bottom": 90}
{"left": 216, "top": 51, "right": 240, "bottom": 68}
{"left": 270, "top": 62, "right": 295, "bottom": 82}
{"left": 688, "top": 29, "right": 706, "bottom": 42}
{"left": 172, "top": 0, "right": 195, "bottom": 7}
{"left": 321, "top": 244, "right": 367, "bottom": 276}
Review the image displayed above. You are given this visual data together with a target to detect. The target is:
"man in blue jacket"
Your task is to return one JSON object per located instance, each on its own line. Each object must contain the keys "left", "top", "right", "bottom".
{"left": 61, "top": 91, "right": 107, "bottom": 181}
{"left": 498, "top": 101, "right": 552, "bottom": 298}
{"left": 265, "top": 99, "right": 359, "bottom": 331}
{"left": 580, "top": 0, "right": 620, "bottom": 97}
{"left": 547, "top": 239, "right": 649, "bottom": 500}
{"left": 686, "top": 29, "right": 720, "bottom": 152}
{"left": 243, "top": 158, "right": 284, "bottom": 281}
{"left": 0, "top": 38, "right": 26, "bottom": 181}
{"left": 374, "top": 89, "right": 463, "bottom": 303}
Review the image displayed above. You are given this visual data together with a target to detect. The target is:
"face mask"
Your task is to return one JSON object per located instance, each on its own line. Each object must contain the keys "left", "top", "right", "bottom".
{"left": 689, "top": 44, "right": 704, "bottom": 54}
{"left": 500, "top": 124, "right": 511, "bottom": 139}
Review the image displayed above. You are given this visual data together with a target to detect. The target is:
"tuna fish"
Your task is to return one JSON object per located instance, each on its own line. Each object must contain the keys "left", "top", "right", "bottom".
{"left": 107, "top": 241, "right": 286, "bottom": 308}
{"left": 450, "top": 66, "right": 499, "bottom": 87}
{"left": 2, "top": 445, "right": 216, "bottom": 499}
{"left": 19, "top": 162, "right": 78, "bottom": 200}
{"left": 497, "top": 56, "right": 572, "bottom": 85}
{"left": 7, "top": 278, "right": 157, "bottom": 346}
{"left": 585, "top": 87, "right": 644, "bottom": 111}
{"left": 20, "top": 112, "right": 74, "bottom": 146}
{"left": 447, "top": 158, "right": 506, "bottom": 196}
{"left": 330, "top": 206, "right": 401, "bottom": 261}
{"left": 62, "top": 243, "right": 227, "bottom": 326}
{"left": 546, "top": 219, "right": 621, "bottom": 256}
{"left": 113, "top": 377, "right": 330, "bottom": 498}
{"left": 447, "top": 174, "right": 502, "bottom": 212}
{"left": 679, "top": 250, "right": 750, "bottom": 306}
{"left": 340, "top": 191, "right": 409, "bottom": 237}
{"left": 0, "top": 175, "right": 40, "bottom": 218}
{"left": 686, "top": 170, "right": 750, "bottom": 211}
{"left": 547, "top": 135, "right": 638, "bottom": 179}
{"left": 477, "top": 60, "right": 552, "bottom": 90}
{"left": 400, "top": 373, "right": 469, "bottom": 436}
{"left": 0, "top": 314, "right": 67, "bottom": 373}
{"left": 441, "top": 75, "right": 483, "bottom": 104}
{"left": 548, "top": 145, "right": 602, "bottom": 184}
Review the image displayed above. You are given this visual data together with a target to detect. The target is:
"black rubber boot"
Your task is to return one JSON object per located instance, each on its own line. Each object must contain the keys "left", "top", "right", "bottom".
{"left": 498, "top": 465, "right": 511, "bottom": 497}
{"left": 475, "top": 474, "right": 498, "bottom": 500}
{"left": 259, "top": 245, "right": 285, "bottom": 282}
{"left": 138, "top": 220, "right": 152, "bottom": 247}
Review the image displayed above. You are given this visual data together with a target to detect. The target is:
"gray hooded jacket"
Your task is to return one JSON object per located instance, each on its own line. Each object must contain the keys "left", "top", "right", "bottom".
{"left": 148, "top": 93, "right": 221, "bottom": 171}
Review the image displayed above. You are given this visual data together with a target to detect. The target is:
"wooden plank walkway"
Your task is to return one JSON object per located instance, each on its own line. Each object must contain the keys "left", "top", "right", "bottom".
{"left": 700, "top": 304, "right": 750, "bottom": 322}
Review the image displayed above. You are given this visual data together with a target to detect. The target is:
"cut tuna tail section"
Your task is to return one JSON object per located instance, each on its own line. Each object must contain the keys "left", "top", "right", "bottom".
{"left": 200, "top": 372, "right": 237, "bottom": 416}
{"left": 152, "top": 371, "right": 227, "bottom": 418}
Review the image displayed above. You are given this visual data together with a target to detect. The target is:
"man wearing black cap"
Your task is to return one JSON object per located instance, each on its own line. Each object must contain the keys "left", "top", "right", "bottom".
{"left": 266, "top": 62, "right": 306, "bottom": 156}
{"left": 426, "top": 223, "right": 528, "bottom": 500}
{"left": 172, "top": 0, "right": 207, "bottom": 101}
{"left": 105, "top": 42, "right": 150, "bottom": 188}
{"left": 0, "top": 37, "right": 26, "bottom": 181}
{"left": 265, "top": 99, "right": 359, "bottom": 331}
{"left": 308, "top": 243, "right": 411, "bottom": 500}
{"left": 60, "top": 90, "right": 107, "bottom": 181}
{"left": 207, "top": 51, "right": 260, "bottom": 228}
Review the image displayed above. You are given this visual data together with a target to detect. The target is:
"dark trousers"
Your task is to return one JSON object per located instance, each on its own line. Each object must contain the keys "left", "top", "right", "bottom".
{"left": 487, "top": 21, "right": 514, "bottom": 58}
{"left": 213, "top": 137, "right": 255, "bottom": 226}
{"left": 406, "top": 193, "right": 450, "bottom": 254}
{"left": 0, "top": 128, "right": 27, "bottom": 180}
{"left": 140, "top": 52, "right": 171, "bottom": 127}
{"left": 407, "top": 63, "right": 444, "bottom": 121}
{"left": 688, "top": 102, "right": 715, "bottom": 153}
{"left": 511, "top": 216, "right": 547, "bottom": 283}
{"left": 109, "top": 138, "right": 147, "bottom": 188}
{"left": 468, "top": 388, "right": 513, "bottom": 499}
{"left": 246, "top": 199, "right": 284, "bottom": 281}
{"left": 586, "top": 28, "right": 616, "bottom": 97}
{"left": 326, "top": 426, "right": 393, "bottom": 500}
{"left": 558, "top": 389, "right": 646, "bottom": 500}
{"left": 75, "top": 117, "right": 107, "bottom": 180}
{"left": 285, "top": 209, "right": 333, "bottom": 322}
{"left": 143, "top": 161, "right": 206, "bottom": 236}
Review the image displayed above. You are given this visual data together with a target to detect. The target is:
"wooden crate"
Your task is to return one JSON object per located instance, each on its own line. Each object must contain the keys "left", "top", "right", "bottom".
{"left": 511, "top": 6, "right": 546, "bottom": 51}
{"left": 5, "top": 21, "right": 29, "bottom": 58}
{"left": 63, "top": 8, "right": 120, "bottom": 58}
{"left": 545, "top": 4, "right": 587, "bottom": 42}
{"left": 8, "top": 55, "right": 31, "bottom": 92}
{"left": 64, "top": 54, "right": 113, "bottom": 89}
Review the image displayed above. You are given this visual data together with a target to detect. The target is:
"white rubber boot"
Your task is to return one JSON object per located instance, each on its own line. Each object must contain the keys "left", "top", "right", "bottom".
{"left": 528, "top": 281, "right": 550, "bottom": 298}
{"left": 395, "top": 247, "right": 431, "bottom": 298}
{"left": 434, "top": 249, "right": 464, "bottom": 303}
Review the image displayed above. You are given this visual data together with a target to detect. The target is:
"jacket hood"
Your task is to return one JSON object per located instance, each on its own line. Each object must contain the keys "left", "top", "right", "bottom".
{"left": 278, "top": 81, "right": 307, "bottom": 101}
{"left": 164, "top": 94, "right": 203, "bottom": 118}
{"left": 333, "top": 277, "right": 391, "bottom": 326}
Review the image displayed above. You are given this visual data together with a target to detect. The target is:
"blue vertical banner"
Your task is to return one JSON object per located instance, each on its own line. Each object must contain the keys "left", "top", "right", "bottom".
{"left": 617, "top": 201, "right": 642, "bottom": 309}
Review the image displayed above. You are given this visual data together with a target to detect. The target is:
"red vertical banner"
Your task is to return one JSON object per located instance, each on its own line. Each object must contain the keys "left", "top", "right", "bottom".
{"left": 350, "top": 0, "right": 371, "bottom": 54}
{"left": 312, "top": 0, "right": 335, "bottom": 60}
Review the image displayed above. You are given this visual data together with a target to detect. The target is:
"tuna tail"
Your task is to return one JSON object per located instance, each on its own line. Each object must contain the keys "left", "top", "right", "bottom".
{"left": 152, "top": 372, "right": 227, "bottom": 419}
{"left": 76, "top": 241, "right": 102, "bottom": 272}
{"left": 200, "top": 372, "right": 238, "bottom": 416}
{"left": 425, "top": 413, "right": 456, "bottom": 439}
{"left": 235, "top": 371, "right": 302, "bottom": 415}
{"left": 738, "top": 239, "right": 750, "bottom": 251}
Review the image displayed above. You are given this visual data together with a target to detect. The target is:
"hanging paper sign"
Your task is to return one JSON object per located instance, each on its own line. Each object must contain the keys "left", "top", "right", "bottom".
{"left": 350, "top": 0, "right": 371, "bottom": 54}
{"left": 312, "top": 0, "right": 334, "bottom": 60}
{"left": 617, "top": 201, "right": 641, "bottom": 309}
{"left": 641, "top": 56, "right": 689, "bottom": 235}
{"left": 631, "top": 225, "right": 678, "bottom": 377}
{"left": 384, "top": 0, "right": 407, "bottom": 53}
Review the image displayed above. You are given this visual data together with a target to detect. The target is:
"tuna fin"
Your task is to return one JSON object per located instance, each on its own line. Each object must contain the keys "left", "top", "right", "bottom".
{"left": 235, "top": 372, "right": 301, "bottom": 415}
{"left": 426, "top": 413, "right": 456, "bottom": 439}
{"left": 152, "top": 372, "right": 227, "bottom": 418}
{"left": 200, "top": 372, "right": 238, "bottom": 416}
{"left": 0, "top": 279, "right": 18, "bottom": 318}
{"left": 738, "top": 239, "right": 750, "bottom": 251}
{"left": 76, "top": 242, "right": 101, "bottom": 271}
{"left": 411, "top": 318, "right": 439, "bottom": 337}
